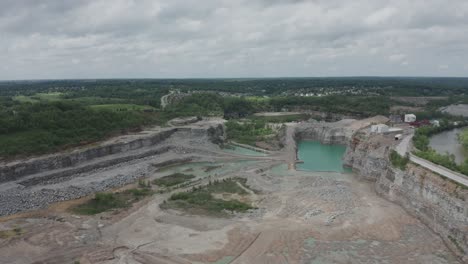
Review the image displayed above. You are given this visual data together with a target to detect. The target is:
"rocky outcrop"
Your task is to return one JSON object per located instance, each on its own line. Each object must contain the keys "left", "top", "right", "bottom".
{"left": 0, "top": 129, "right": 178, "bottom": 184}
{"left": 207, "top": 124, "right": 225, "bottom": 144}
{"left": 343, "top": 132, "right": 392, "bottom": 181}
{"left": 0, "top": 121, "right": 227, "bottom": 216}
{"left": 294, "top": 116, "right": 389, "bottom": 145}
{"left": 295, "top": 119, "right": 356, "bottom": 144}
{"left": 0, "top": 124, "right": 226, "bottom": 185}
{"left": 344, "top": 133, "right": 468, "bottom": 261}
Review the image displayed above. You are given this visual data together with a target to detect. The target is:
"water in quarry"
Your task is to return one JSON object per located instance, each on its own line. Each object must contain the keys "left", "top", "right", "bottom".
{"left": 297, "top": 140, "right": 351, "bottom": 173}
{"left": 429, "top": 128, "right": 467, "bottom": 164}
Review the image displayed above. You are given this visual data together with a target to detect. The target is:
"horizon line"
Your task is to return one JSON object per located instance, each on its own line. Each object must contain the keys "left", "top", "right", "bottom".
{"left": 1, "top": 75, "right": 468, "bottom": 82}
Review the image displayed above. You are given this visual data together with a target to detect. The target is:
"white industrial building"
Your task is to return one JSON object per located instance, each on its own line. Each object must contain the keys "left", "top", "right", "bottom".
{"left": 370, "top": 124, "right": 389, "bottom": 133}
{"left": 404, "top": 114, "right": 416, "bottom": 123}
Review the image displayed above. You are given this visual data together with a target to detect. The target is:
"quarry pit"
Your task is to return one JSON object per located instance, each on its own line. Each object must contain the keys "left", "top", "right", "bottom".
{"left": 0, "top": 117, "right": 466, "bottom": 264}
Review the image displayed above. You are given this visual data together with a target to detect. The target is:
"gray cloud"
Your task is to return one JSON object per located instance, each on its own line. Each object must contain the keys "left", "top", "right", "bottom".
{"left": 0, "top": 0, "right": 467, "bottom": 79}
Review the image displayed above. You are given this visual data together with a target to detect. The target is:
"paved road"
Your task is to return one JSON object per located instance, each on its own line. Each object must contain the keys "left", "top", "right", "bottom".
{"left": 396, "top": 134, "right": 413, "bottom": 156}
{"left": 409, "top": 154, "right": 468, "bottom": 187}
{"left": 160, "top": 91, "right": 174, "bottom": 109}
{"left": 396, "top": 133, "right": 468, "bottom": 186}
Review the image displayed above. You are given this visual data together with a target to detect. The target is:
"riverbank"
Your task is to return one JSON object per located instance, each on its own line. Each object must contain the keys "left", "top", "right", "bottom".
{"left": 430, "top": 128, "right": 467, "bottom": 164}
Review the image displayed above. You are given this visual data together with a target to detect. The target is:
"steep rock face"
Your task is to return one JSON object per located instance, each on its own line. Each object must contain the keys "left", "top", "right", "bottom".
{"left": 0, "top": 123, "right": 226, "bottom": 184}
{"left": 345, "top": 134, "right": 468, "bottom": 261}
{"left": 0, "top": 122, "right": 226, "bottom": 216}
{"left": 0, "top": 129, "right": 178, "bottom": 183}
{"left": 376, "top": 164, "right": 468, "bottom": 261}
{"left": 295, "top": 119, "right": 356, "bottom": 144}
{"left": 343, "top": 133, "right": 392, "bottom": 181}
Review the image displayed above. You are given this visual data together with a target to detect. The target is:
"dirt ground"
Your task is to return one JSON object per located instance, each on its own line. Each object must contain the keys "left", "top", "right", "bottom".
{"left": 440, "top": 104, "right": 468, "bottom": 118}
{"left": 253, "top": 112, "right": 302, "bottom": 117}
{"left": 390, "top": 96, "right": 448, "bottom": 106}
{"left": 0, "top": 156, "right": 461, "bottom": 264}
{"left": 0, "top": 118, "right": 462, "bottom": 263}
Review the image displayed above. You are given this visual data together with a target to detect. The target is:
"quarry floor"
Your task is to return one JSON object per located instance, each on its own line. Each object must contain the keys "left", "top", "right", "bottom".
{"left": 0, "top": 156, "right": 461, "bottom": 264}
{"left": 0, "top": 117, "right": 462, "bottom": 263}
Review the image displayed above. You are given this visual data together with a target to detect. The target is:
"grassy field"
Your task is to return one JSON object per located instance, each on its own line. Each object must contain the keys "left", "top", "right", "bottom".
{"left": 161, "top": 178, "right": 253, "bottom": 216}
{"left": 34, "top": 92, "right": 64, "bottom": 101}
{"left": 71, "top": 187, "right": 154, "bottom": 215}
{"left": 12, "top": 95, "right": 39, "bottom": 103}
{"left": 13, "top": 92, "right": 64, "bottom": 103}
{"left": 152, "top": 173, "right": 196, "bottom": 187}
{"left": 225, "top": 120, "right": 275, "bottom": 146}
{"left": 64, "top": 96, "right": 126, "bottom": 105}
{"left": 89, "top": 104, "right": 156, "bottom": 112}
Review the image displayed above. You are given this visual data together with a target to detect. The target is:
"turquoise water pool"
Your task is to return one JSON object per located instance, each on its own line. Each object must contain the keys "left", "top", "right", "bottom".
{"left": 297, "top": 141, "right": 351, "bottom": 173}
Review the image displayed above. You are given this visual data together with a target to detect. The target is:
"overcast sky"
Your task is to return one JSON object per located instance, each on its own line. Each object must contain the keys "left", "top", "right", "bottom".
{"left": 1, "top": 0, "right": 467, "bottom": 80}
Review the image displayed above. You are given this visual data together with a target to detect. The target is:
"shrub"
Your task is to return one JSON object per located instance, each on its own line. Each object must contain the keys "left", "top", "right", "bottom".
{"left": 389, "top": 150, "right": 409, "bottom": 170}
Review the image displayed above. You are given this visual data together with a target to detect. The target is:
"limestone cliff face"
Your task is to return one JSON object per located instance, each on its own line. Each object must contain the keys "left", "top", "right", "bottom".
{"left": 345, "top": 134, "right": 468, "bottom": 261}
{"left": 0, "top": 124, "right": 226, "bottom": 184}
{"left": 0, "top": 123, "right": 226, "bottom": 216}
{"left": 343, "top": 132, "right": 392, "bottom": 181}
{"left": 295, "top": 119, "right": 356, "bottom": 144}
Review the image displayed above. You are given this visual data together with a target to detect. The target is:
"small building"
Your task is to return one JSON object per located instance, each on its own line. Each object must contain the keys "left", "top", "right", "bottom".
{"left": 370, "top": 124, "right": 389, "bottom": 133}
{"left": 389, "top": 115, "right": 402, "bottom": 123}
{"left": 404, "top": 114, "right": 416, "bottom": 123}
{"left": 409, "top": 119, "right": 431, "bottom": 128}
{"left": 430, "top": 120, "right": 440, "bottom": 127}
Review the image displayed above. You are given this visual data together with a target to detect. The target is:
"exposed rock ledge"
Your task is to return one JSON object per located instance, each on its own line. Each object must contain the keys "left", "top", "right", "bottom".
{"left": 293, "top": 116, "right": 468, "bottom": 261}
{"left": 293, "top": 115, "right": 389, "bottom": 145}
{"left": 344, "top": 132, "right": 468, "bottom": 262}
{"left": 0, "top": 121, "right": 226, "bottom": 216}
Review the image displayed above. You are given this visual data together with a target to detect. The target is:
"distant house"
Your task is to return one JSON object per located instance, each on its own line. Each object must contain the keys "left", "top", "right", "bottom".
{"left": 370, "top": 124, "right": 389, "bottom": 133}
{"left": 404, "top": 114, "right": 416, "bottom": 123}
{"left": 389, "top": 115, "right": 402, "bottom": 123}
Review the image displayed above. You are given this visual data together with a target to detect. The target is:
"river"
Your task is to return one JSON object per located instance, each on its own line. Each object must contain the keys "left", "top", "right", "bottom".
{"left": 429, "top": 128, "right": 467, "bottom": 164}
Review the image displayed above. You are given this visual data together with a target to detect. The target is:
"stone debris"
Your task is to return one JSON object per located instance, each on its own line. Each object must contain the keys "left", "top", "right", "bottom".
{"left": 0, "top": 122, "right": 226, "bottom": 216}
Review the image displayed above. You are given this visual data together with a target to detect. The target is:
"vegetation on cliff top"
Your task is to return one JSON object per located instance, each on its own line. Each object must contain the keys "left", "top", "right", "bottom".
{"left": 389, "top": 150, "right": 409, "bottom": 170}
{"left": 1, "top": 78, "right": 466, "bottom": 158}
{"left": 225, "top": 120, "right": 274, "bottom": 146}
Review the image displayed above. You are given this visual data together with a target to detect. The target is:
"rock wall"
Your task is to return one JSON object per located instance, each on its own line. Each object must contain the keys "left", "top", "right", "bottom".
{"left": 0, "top": 129, "right": 178, "bottom": 184}
{"left": 344, "top": 133, "right": 468, "bottom": 261}
{"left": 343, "top": 132, "right": 392, "bottom": 181}
{"left": 294, "top": 119, "right": 356, "bottom": 145}
{"left": 0, "top": 124, "right": 226, "bottom": 185}
{"left": 0, "top": 123, "right": 226, "bottom": 216}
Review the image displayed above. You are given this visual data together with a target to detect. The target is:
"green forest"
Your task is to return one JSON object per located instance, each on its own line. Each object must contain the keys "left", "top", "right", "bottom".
{"left": 1, "top": 78, "right": 468, "bottom": 158}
